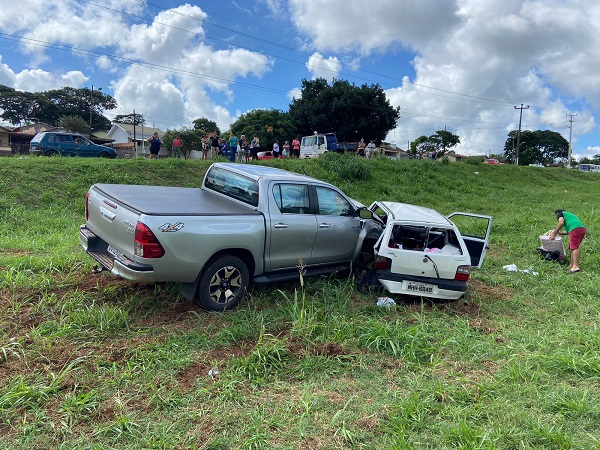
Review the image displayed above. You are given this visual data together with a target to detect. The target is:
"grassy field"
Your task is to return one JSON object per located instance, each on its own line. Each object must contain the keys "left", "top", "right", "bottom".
{"left": 0, "top": 155, "right": 599, "bottom": 449}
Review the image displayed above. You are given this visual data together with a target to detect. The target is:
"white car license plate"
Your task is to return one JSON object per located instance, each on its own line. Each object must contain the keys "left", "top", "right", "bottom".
{"left": 404, "top": 281, "right": 436, "bottom": 294}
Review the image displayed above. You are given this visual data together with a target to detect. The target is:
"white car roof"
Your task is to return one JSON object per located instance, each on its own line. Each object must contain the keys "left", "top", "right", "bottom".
{"left": 375, "top": 201, "right": 452, "bottom": 226}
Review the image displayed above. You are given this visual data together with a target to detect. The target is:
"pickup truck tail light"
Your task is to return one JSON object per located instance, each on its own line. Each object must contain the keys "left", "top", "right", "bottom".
{"left": 454, "top": 265, "right": 471, "bottom": 282}
{"left": 134, "top": 222, "right": 165, "bottom": 258}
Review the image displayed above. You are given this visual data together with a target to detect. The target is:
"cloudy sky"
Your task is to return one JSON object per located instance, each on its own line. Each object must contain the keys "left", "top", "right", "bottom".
{"left": 0, "top": 0, "right": 599, "bottom": 159}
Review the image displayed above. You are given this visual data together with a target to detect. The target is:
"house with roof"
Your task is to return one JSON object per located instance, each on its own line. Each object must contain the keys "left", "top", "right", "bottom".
{"left": 443, "top": 150, "right": 470, "bottom": 163}
{"left": 379, "top": 144, "right": 410, "bottom": 160}
{"left": 8, "top": 122, "right": 58, "bottom": 154}
{"left": 107, "top": 123, "right": 166, "bottom": 158}
{"left": 0, "top": 125, "right": 12, "bottom": 156}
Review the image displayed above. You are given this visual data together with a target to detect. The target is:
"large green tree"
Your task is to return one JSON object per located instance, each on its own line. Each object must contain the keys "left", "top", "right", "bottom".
{"left": 503, "top": 130, "right": 568, "bottom": 165}
{"left": 0, "top": 85, "right": 116, "bottom": 132}
{"left": 162, "top": 127, "right": 204, "bottom": 159}
{"left": 114, "top": 113, "right": 145, "bottom": 126}
{"left": 579, "top": 154, "right": 600, "bottom": 165}
{"left": 288, "top": 78, "right": 400, "bottom": 143}
{"left": 59, "top": 115, "right": 90, "bottom": 135}
{"left": 193, "top": 117, "right": 220, "bottom": 135}
{"left": 229, "top": 109, "right": 295, "bottom": 151}
{"left": 409, "top": 130, "right": 460, "bottom": 158}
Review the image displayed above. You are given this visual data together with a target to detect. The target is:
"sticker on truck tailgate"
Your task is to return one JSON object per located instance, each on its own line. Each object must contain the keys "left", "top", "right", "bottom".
{"left": 159, "top": 222, "right": 184, "bottom": 232}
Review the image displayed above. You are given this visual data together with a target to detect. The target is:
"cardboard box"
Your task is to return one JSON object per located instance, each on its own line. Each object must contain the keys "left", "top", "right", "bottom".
{"left": 539, "top": 235, "right": 565, "bottom": 257}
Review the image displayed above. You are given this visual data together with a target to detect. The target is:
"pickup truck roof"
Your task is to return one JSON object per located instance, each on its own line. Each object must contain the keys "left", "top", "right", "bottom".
{"left": 212, "top": 162, "right": 319, "bottom": 183}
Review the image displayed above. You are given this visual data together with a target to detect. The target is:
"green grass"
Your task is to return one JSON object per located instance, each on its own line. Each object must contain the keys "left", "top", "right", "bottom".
{"left": 0, "top": 155, "right": 599, "bottom": 449}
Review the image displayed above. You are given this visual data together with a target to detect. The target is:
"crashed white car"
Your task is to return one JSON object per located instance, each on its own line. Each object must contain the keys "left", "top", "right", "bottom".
{"left": 364, "top": 201, "right": 492, "bottom": 300}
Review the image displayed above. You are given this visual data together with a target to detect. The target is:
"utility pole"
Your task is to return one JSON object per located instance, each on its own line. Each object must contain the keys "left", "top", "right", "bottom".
{"left": 89, "top": 85, "right": 102, "bottom": 139}
{"left": 566, "top": 113, "right": 578, "bottom": 169}
{"left": 514, "top": 104, "right": 529, "bottom": 166}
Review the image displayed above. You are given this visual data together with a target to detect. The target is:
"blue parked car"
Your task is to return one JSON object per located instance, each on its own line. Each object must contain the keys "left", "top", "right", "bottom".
{"left": 30, "top": 132, "right": 117, "bottom": 158}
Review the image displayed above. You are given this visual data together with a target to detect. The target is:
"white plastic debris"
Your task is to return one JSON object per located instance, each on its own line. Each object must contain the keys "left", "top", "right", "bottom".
{"left": 377, "top": 297, "right": 396, "bottom": 307}
{"left": 503, "top": 264, "right": 538, "bottom": 276}
{"left": 208, "top": 367, "right": 219, "bottom": 377}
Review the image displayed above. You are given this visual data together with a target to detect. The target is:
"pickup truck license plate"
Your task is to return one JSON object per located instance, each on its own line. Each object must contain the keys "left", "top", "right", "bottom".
{"left": 404, "top": 281, "right": 436, "bottom": 294}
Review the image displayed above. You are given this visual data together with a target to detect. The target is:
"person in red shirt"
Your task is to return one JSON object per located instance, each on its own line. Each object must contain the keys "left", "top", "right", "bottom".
{"left": 172, "top": 135, "right": 183, "bottom": 158}
{"left": 292, "top": 136, "right": 300, "bottom": 158}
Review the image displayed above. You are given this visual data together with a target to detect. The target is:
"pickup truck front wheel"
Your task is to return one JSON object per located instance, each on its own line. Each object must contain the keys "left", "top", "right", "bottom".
{"left": 197, "top": 255, "right": 249, "bottom": 311}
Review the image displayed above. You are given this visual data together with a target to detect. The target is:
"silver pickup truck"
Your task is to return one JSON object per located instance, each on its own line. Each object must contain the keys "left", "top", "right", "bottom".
{"left": 79, "top": 163, "right": 381, "bottom": 310}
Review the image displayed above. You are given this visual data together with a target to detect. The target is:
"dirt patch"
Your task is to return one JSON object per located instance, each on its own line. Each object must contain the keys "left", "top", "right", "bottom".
{"left": 176, "top": 343, "right": 252, "bottom": 392}
{"left": 468, "top": 278, "right": 512, "bottom": 301}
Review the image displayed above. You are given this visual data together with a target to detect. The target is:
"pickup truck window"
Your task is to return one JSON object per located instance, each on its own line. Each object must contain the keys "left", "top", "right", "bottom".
{"left": 204, "top": 166, "right": 259, "bottom": 207}
{"left": 273, "top": 184, "right": 310, "bottom": 214}
{"left": 315, "top": 186, "right": 352, "bottom": 216}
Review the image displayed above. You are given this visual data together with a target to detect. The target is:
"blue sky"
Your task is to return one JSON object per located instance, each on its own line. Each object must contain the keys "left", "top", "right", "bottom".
{"left": 0, "top": 0, "right": 599, "bottom": 159}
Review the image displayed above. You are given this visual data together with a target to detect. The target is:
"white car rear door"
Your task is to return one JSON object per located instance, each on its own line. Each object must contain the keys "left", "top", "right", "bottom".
{"left": 446, "top": 212, "right": 492, "bottom": 268}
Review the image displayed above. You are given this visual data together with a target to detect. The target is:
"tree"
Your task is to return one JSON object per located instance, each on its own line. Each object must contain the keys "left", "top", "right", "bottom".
{"left": 288, "top": 78, "right": 400, "bottom": 143}
{"left": 114, "top": 113, "right": 145, "bottom": 125}
{"left": 162, "top": 127, "right": 204, "bottom": 159}
{"left": 409, "top": 130, "right": 460, "bottom": 158}
{"left": 0, "top": 85, "right": 117, "bottom": 131}
{"left": 503, "top": 130, "right": 568, "bottom": 165}
{"left": 229, "top": 109, "right": 295, "bottom": 152}
{"left": 579, "top": 154, "right": 600, "bottom": 165}
{"left": 0, "top": 85, "right": 54, "bottom": 125}
{"left": 193, "top": 118, "right": 220, "bottom": 135}
{"left": 59, "top": 115, "right": 90, "bottom": 135}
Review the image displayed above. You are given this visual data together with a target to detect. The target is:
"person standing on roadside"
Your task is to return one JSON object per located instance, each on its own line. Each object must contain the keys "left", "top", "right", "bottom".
{"left": 228, "top": 132, "right": 238, "bottom": 162}
{"left": 548, "top": 209, "right": 586, "bottom": 273}
{"left": 273, "top": 140, "right": 280, "bottom": 159}
{"left": 239, "top": 134, "right": 248, "bottom": 162}
{"left": 366, "top": 139, "right": 376, "bottom": 159}
{"left": 250, "top": 134, "right": 260, "bottom": 160}
{"left": 292, "top": 136, "right": 300, "bottom": 158}
{"left": 210, "top": 134, "right": 220, "bottom": 159}
{"left": 172, "top": 135, "right": 183, "bottom": 159}
{"left": 201, "top": 134, "right": 210, "bottom": 161}
{"left": 282, "top": 140, "right": 290, "bottom": 158}
{"left": 147, "top": 132, "right": 161, "bottom": 159}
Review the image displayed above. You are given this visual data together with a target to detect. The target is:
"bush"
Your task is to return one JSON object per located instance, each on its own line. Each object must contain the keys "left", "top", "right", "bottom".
{"left": 319, "top": 152, "right": 371, "bottom": 181}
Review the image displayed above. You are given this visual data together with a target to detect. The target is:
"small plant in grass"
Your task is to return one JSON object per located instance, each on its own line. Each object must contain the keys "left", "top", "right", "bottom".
{"left": 229, "top": 327, "right": 291, "bottom": 384}
{"left": 0, "top": 339, "right": 24, "bottom": 364}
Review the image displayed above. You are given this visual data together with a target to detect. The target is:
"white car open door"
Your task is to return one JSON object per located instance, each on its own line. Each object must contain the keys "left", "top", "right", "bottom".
{"left": 446, "top": 212, "right": 492, "bottom": 268}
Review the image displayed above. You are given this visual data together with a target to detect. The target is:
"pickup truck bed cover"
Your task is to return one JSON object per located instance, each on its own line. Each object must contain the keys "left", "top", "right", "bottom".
{"left": 93, "top": 184, "right": 261, "bottom": 216}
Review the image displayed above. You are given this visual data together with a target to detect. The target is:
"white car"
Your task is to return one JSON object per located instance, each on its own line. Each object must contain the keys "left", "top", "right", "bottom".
{"left": 367, "top": 201, "right": 492, "bottom": 300}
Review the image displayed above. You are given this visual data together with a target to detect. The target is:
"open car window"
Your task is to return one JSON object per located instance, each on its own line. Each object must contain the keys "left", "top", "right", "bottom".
{"left": 387, "top": 224, "right": 463, "bottom": 255}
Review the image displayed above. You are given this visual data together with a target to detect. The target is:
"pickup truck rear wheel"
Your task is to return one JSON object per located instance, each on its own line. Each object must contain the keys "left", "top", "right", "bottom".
{"left": 197, "top": 255, "right": 249, "bottom": 311}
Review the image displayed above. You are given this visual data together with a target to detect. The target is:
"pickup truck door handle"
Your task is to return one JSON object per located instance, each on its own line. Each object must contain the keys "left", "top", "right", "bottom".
{"left": 318, "top": 223, "right": 331, "bottom": 228}
{"left": 274, "top": 223, "right": 289, "bottom": 228}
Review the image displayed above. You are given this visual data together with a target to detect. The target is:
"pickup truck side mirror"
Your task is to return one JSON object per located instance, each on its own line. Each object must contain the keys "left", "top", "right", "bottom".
{"left": 357, "top": 208, "right": 373, "bottom": 219}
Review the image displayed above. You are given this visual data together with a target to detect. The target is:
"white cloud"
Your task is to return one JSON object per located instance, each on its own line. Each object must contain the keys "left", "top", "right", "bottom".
{"left": 0, "top": 55, "right": 17, "bottom": 87}
{"left": 289, "top": 0, "right": 460, "bottom": 55}
{"left": 287, "top": 87, "right": 301, "bottom": 101}
{"left": 14, "top": 69, "right": 87, "bottom": 92}
{"left": 306, "top": 52, "right": 341, "bottom": 81}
